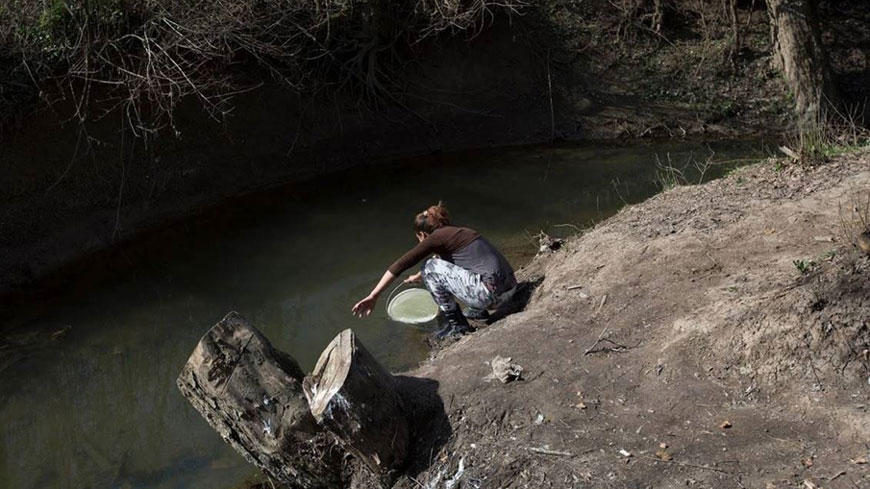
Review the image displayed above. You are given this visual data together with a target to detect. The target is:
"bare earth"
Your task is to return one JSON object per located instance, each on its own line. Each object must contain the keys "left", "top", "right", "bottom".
{"left": 385, "top": 151, "right": 870, "bottom": 489}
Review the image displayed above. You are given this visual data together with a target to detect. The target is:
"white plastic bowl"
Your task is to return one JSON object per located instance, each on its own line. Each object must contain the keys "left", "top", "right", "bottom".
{"left": 386, "top": 288, "right": 439, "bottom": 324}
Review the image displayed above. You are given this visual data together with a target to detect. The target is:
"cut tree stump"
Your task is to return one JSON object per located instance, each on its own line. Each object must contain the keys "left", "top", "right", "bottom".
{"left": 303, "top": 329, "right": 409, "bottom": 480}
{"left": 177, "top": 312, "right": 344, "bottom": 488}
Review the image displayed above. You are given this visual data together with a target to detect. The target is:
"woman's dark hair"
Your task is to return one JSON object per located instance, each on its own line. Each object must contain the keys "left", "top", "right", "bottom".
{"left": 414, "top": 202, "right": 450, "bottom": 233}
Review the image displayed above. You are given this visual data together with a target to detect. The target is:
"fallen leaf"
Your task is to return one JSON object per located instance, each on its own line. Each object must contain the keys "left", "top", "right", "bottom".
{"left": 850, "top": 456, "right": 869, "bottom": 464}
{"left": 655, "top": 449, "right": 673, "bottom": 461}
{"left": 720, "top": 420, "right": 732, "bottom": 429}
{"left": 576, "top": 402, "right": 587, "bottom": 409}
{"left": 801, "top": 457, "right": 813, "bottom": 468}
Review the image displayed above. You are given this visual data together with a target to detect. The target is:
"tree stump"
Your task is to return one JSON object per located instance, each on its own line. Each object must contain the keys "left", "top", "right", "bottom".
{"left": 176, "top": 312, "right": 344, "bottom": 488}
{"left": 303, "top": 329, "right": 409, "bottom": 481}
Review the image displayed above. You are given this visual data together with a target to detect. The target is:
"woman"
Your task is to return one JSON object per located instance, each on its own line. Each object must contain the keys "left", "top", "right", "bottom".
{"left": 352, "top": 203, "right": 517, "bottom": 338}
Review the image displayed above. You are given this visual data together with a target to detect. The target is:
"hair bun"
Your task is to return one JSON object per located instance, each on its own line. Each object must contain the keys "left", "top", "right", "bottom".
{"left": 413, "top": 202, "right": 450, "bottom": 233}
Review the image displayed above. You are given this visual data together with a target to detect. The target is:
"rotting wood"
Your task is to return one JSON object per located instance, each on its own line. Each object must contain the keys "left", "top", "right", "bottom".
{"left": 177, "top": 311, "right": 344, "bottom": 489}
{"left": 643, "top": 455, "right": 738, "bottom": 475}
{"left": 303, "top": 329, "right": 409, "bottom": 482}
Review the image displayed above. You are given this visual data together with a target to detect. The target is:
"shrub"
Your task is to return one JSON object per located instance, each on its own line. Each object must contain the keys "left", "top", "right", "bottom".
{"left": 0, "top": 0, "right": 526, "bottom": 134}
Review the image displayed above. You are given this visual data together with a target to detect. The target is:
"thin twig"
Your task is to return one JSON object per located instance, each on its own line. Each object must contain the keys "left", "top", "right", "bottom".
{"left": 828, "top": 470, "right": 847, "bottom": 481}
{"left": 528, "top": 447, "right": 572, "bottom": 457}
{"left": 408, "top": 476, "right": 425, "bottom": 488}
{"left": 554, "top": 223, "right": 581, "bottom": 232}
{"left": 612, "top": 179, "right": 628, "bottom": 205}
{"left": 595, "top": 294, "right": 608, "bottom": 315}
{"left": 585, "top": 337, "right": 641, "bottom": 355}
{"left": 584, "top": 336, "right": 640, "bottom": 355}
{"left": 644, "top": 456, "right": 738, "bottom": 475}
{"left": 584, "top": 326, "right": 608, "bottom": 356}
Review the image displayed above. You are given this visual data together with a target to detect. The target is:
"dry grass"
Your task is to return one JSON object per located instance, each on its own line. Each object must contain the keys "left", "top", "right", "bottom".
{"left": 839, "top": 191, "right": 870, "bottom": 254}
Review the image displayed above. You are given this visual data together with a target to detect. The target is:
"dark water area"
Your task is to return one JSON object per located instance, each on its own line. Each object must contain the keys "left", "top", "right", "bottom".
{"left": 0, "top": 139, "right": 770, "bottom": 489}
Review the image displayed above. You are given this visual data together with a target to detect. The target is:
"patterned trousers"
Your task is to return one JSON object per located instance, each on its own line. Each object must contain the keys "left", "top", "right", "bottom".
{"left": 421, "top": 258, "right": 513, "bottom": 314}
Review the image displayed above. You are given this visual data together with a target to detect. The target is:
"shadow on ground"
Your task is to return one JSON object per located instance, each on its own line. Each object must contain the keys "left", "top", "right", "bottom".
{"left": 394, "top": 376, "right": 452, "bottom": 479}
{"left": 488, "top": 278, "right": 543, "bottom": 324}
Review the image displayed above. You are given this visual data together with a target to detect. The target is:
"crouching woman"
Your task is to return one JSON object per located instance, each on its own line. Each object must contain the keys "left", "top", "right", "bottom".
{"left": 352, "top": 203, "right": 517, "bottom": 338}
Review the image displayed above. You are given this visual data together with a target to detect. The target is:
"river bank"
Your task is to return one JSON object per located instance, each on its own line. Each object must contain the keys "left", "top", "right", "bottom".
{"left": 373, "top": 150, "right": 870, "bottom": 488}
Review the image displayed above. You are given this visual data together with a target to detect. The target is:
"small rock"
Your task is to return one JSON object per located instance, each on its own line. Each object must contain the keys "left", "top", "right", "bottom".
{"left": 619, "top": 449, "right": 632, "bottom": 457}
{"left": 720, "top": 420, "right": 732, "bottom": 429}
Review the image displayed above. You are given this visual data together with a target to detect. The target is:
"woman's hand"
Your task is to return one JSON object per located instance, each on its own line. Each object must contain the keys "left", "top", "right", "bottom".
{"left": 352, "top": 295, "right": 378, "bottom": 317}
{"left": 404, "top": 272, "right": 422, "bottom": 285}
{"left": 352, "top": 270, "right": 396, "bottom": 318}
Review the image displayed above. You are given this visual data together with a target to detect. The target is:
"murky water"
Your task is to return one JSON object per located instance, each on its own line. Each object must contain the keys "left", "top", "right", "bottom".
{"left": 0, "top": 140, "right": 768, "bottom": 489}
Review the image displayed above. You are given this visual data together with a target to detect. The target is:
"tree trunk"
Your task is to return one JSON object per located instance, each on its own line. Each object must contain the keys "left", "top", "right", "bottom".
{"left": 303, "top": 329, "right": 409, "bottom": 482}
{"left": 767, "top": 0, "right": 839, "bottom": 126}
{"left": 176, "top": 312, "right": 344, "bottom": 489}
{"left": 726, "top": 0, "right": 740, "bottom": 67}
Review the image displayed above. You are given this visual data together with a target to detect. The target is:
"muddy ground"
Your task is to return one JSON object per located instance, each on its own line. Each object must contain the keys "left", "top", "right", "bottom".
{"left": 366, "top": 150, "right": 870, "bottom": 489}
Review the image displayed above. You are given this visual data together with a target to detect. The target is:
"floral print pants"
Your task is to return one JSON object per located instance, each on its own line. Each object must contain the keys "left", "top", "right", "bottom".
{"left": 421, "top": 258, "right": 514, "bottom": 314}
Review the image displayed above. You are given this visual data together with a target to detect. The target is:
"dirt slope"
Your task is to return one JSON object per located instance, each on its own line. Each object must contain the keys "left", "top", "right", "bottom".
{"left": 394, "top": 151, "right": 870, "bottom": 489}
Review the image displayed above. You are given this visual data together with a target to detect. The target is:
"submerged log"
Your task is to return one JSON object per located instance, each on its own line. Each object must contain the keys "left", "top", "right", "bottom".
{"left": 303, "top": 329, "right": 409, "bottom": 480}
{"left": 176, "top": 312, "right": 344, "bottom": 488}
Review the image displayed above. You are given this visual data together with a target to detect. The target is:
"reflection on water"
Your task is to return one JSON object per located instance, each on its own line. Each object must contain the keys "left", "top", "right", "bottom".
{"left": 0, "top": 140, "right": 767, "bottom": 489}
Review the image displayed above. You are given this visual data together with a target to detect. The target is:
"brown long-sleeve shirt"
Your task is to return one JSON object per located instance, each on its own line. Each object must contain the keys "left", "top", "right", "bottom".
{"left": 388, "top": 226, "right": 516, "bottom": 294}
{"left": 389, "top": 226, "right": 480, "bottom": 275}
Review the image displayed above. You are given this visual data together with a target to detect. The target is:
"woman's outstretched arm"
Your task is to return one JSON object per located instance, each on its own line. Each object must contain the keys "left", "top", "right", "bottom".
{"left": 352, "top": 270, "right": 397, "bottom": 317}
